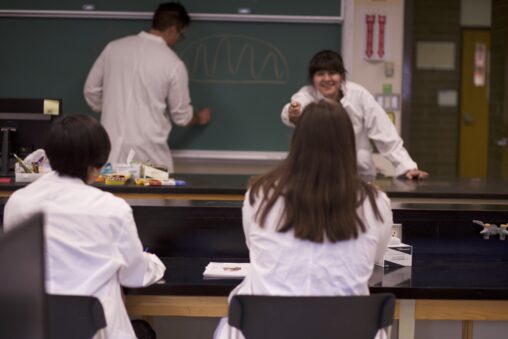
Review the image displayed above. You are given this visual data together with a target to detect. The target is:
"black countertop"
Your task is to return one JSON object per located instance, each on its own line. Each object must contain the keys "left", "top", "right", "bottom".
{"left": 125, "top": 256, "right": 508, "bottom": 300}
{"left": 2, "top": 174, "right": 508, "bottom": 199}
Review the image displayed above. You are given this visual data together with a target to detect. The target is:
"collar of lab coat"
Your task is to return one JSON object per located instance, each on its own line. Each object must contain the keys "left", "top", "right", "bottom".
{"left": 44, "top": 171, "right": 86, "bottom": 186}
{"left": 138, "top": 31, "right": 166, "bottom": 45}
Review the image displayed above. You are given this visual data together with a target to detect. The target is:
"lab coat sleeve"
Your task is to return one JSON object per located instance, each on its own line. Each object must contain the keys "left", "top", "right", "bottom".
{"left": 281, "top": 86, "right": 316, "bottom": 128}
{"left": 116, "top": 208, "right": 166, "bottom": 287}
{"left": 3, "top": 191, "right": 42, "bottom": 234}
{"left": 166, "top": 60, "right": 194, "bottom": 126}
{"left": 3, "top": 193, "right": 26, "bottom": 232}
{"left": 373, "top": 191, "right": 393, "bottom": 263}
{"left": 241, "top": 191, "right": 253, "bottom": 250}
{"left": 360, "top": 89, "right": 417, "bottom": 176}
{"left": 84, "top": 46, "right": 108, "bottom": 113}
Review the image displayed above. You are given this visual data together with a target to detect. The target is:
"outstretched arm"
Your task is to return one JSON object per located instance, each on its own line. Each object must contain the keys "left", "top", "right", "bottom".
{"left": 360, "top": 89, "right": 427, "bottom": 178}
{"left": 184, "top": 107, "right": 212, "bottom": 127}
{"left": 404, "top": 169, "right": 428, "bottom": 180}
{"left": 281, "top": 86, "right": 316, "bottom": 127}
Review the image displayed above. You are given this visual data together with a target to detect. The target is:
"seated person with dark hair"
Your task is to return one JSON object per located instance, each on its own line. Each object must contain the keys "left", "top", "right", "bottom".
{"left": 3, "top": 114, "right": 165, "bottom": 339}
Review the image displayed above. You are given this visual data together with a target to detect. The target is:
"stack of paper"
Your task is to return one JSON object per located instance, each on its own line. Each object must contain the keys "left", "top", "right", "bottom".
{"left": 203, "top": 262, "right": 250, "bottom": 279}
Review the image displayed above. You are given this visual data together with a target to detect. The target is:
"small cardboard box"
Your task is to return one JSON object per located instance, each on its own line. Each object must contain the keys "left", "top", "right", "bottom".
{"left": 376, "top": 243, "right": 413, "bottom": 268}
{"left": 142, "top": 164, "right": 169, "bottom": 180}
{"left": 370, "top": 265, "right": 412, "bottom": 287}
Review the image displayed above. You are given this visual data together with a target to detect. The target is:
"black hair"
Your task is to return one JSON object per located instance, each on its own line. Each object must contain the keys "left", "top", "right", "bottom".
{"left": 152, "top": 2, "right": 191, "bottom": 31}
{"left": 308, "top": 50, "right": 347, "bottom": 82}
{"left": 44, "top": 114, "right": 110, "bottom": 183}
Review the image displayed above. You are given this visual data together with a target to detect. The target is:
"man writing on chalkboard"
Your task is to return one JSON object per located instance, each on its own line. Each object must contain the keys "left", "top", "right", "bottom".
{"left": 84, "top": 2, "right": 211, "bottom": 172}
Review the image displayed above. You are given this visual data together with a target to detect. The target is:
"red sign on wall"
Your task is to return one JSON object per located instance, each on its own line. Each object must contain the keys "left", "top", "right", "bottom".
{"left": 364, "top": 14, "right": 388, "bottom": 61}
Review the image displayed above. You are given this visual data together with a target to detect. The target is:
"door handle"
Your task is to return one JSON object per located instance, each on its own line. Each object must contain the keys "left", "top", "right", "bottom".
{"left": 462, "top": 113, "right": 475, "bottom": 125}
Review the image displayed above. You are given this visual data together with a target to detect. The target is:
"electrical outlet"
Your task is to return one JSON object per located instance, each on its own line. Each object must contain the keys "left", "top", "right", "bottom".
{"left": 392, "top": 223, "right": 402, "bottom": 241}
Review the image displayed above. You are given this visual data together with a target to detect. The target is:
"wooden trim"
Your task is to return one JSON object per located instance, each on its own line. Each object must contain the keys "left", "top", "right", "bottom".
{"left": 0, "top": 191, "right": 12, "bottom": 198}
{"left": 0, "top": 190, "right": 245, "bottom": 201}
{"left": 462, "top": 320, "right": 473, "bottom": 339}
{"left": 125, "top": 296, "right": 508, "bottom": 320}
{"left": 0, "top": 190, "right": 245, "bottom": 200}
{"left": 116, "top": 193, "right": 244, "bottom": 201}
{"left": 126, "top": 295, "right": 229, "bottom": 317}
{"left": 414, "top": 300, "right": 508, "bottom": 320}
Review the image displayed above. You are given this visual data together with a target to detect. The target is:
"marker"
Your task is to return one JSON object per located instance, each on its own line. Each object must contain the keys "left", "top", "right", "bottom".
{"left": 13, "top": 154, "right": 33, "bottom": 173}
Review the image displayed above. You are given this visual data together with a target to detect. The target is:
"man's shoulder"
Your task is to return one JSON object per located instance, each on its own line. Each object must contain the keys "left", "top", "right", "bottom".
{"left": 108, "top": 32, "right": 181, "bottom": 63}
{"left": 107, "top": 32, "right": 154, "bottom": 49}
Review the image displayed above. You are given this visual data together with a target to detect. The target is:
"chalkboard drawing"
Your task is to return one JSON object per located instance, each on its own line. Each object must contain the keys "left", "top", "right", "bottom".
{"left": 180, "top": 34, "right": 289, "bottom": 84}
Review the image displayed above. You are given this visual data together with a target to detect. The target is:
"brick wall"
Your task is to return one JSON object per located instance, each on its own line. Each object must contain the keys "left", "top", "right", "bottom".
{"left": 409, "top": 0, "right": 461, "bottom": 177}
{"left": 488, "top": 0, "right": 507, "bottom": 177}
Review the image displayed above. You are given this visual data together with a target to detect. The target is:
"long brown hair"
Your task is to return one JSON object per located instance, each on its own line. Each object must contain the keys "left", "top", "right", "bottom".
{"left": 249, "top": 100, "right": 383, "bottom": 242}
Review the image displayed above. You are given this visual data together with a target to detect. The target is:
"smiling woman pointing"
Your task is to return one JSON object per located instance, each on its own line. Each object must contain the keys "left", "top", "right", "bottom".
{"left": 281, "top": 50, "right": 428, "bottom": 180}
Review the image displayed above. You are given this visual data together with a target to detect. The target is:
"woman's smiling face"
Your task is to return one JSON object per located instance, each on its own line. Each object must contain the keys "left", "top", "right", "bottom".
{"left": 312, "top": 70, "right": 342, "bottom": 100}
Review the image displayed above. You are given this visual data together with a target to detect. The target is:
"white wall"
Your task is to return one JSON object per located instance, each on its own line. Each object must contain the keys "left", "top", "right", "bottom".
{"left": 343, "top": 0, "right": 404, "bottom": 134}
{"left": 342, "top": 0, "right": 405, "bottom": 176}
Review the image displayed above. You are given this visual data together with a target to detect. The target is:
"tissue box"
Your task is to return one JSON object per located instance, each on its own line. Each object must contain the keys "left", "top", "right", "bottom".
{"left": 114, "top": 163, "right": 141, "bottom": 179}
{"left": 376, "top": 243, "right": 413, "bottom": 268}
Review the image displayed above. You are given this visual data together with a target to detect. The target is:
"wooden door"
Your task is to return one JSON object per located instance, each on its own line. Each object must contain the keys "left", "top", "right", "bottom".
{"left": 459, "top": 29, "right": 490, "bottom": 178}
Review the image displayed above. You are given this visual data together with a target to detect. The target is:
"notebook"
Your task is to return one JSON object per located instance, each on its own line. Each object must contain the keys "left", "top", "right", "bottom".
{"left": 203, "top": 262, "right": 250, "bottom": 279}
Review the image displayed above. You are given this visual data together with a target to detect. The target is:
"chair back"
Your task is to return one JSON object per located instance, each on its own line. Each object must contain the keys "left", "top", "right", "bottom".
{"left": 0, "top": 212, "right": 47, "bottom": 339}
{"left": 48, "top": 294, "right": 106, "bottom": 339}
{"left": 229, "top": 293, "right": 395, "bottom": 339}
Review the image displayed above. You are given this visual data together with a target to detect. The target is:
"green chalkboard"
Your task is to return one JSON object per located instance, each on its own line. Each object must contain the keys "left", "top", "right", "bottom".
{"left": 0, "top": 16, "right": 341, "bottom": 152}
{"left": 0, "top": 0, "right": 342, "bottom": 17}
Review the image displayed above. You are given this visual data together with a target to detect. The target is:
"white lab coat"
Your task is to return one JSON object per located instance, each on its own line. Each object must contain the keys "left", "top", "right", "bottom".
{"left": 281, "top": 82, "right": 418, "bottom": 177}
{"left": 84, "top": 31, "right": 194, "bottom": 172}
{"left": 214, "top": 188, "right": 393, "bottom": 339}
{"left": 3, "top": 172, "right": 166, "bottom": 339}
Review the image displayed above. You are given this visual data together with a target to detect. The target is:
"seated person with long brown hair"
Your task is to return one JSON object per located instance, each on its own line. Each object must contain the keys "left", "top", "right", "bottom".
{"left": 214, "top": 100, "right": 393, "bottom": 339}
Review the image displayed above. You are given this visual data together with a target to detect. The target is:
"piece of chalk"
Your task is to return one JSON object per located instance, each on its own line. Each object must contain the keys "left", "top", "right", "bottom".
{"left": 175, "top": 180, "right": 187, "bottom": 186}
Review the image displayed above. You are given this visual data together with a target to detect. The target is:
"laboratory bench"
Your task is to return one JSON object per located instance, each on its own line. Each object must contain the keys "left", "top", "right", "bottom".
{"left": 0, "top": 174, "right": 508, "bottom": 204}
{"left": 1, "top": 174, "right": 508, "bottom": 339}
{"left": 121, "top": 198, "right": 508, "bottom": 339}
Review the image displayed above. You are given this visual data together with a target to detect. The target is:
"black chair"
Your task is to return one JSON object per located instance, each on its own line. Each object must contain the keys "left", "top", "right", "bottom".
{"left": 228, "top": 293, "right": 395, "bottom": 339}
{"left": 0, "top": 213, "right": 47, "bottom": 339}
{"left": 47, "top": 294, "right": 107, "bottom": 339}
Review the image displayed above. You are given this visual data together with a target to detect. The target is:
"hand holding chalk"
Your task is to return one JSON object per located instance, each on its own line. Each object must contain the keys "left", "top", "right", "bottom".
{"left": 288, "top": 100, "right": 302, "bottom": 124}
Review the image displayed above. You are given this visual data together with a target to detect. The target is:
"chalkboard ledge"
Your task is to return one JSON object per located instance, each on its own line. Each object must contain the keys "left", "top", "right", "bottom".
{"left": 172, "top": 150, "right": 287, "bottom": 161}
